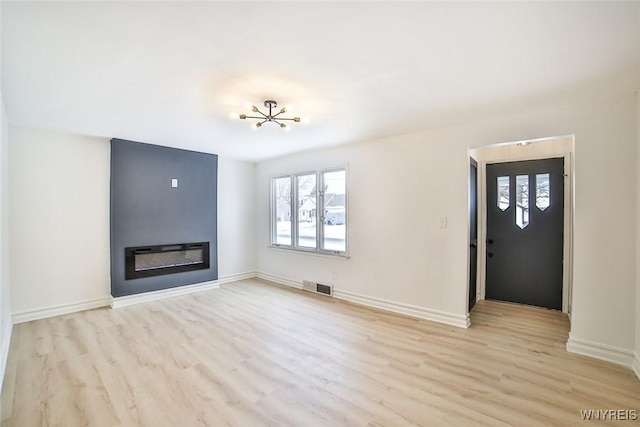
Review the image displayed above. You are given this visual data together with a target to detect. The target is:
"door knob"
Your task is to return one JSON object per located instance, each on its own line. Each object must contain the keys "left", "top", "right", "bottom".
{"left": 488, "top": 252, "right": 494, "bottom": 257}
{"left": 470, "top": 243, "right": 477, "bottom": 248}
{"left": 487, "top": 239, "right": 494, "bottom": 245}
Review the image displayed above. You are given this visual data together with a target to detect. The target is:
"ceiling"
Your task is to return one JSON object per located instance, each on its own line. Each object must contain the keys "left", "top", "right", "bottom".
{"left": 2, "top": 1, "right": 639, "bottom": 163}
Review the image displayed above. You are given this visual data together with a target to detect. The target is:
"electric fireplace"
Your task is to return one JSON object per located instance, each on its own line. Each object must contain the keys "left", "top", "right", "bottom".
{"left": 125, "top": 242, "right": 210, "bottom": 280}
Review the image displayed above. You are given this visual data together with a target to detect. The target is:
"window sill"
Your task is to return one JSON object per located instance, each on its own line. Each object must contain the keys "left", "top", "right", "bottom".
{"left": 267, "top": 245, "right": 350, "bottom": 260}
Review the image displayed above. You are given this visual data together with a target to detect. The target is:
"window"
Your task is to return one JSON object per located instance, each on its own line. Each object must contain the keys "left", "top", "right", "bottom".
{"left": 273, "top": 176, "right": 292, "bottom": 245}
{"left": 271, "top": 168, "right": 347, "bottom": 255}
{"left": 297, "top": 174, "right": 317, "bottom": 248}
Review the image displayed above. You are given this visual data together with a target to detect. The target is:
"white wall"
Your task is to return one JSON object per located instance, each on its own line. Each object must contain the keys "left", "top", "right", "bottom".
{"left": 0, "top": 93, "right": 12, "bottom": 392}
{"left": 0, "top": 1, "right": 12, "bottom": 398}
{"left": 217, "top": 157, "right": 256, "bottom": 278}
{"left": 9, "top": 127, "right": 257, "bottom": 317}
{"left": 257, "top": 94, "right": 638, "bottom": 359}
{"left": 9, "top": 127, "right": 111, "bottom": 315}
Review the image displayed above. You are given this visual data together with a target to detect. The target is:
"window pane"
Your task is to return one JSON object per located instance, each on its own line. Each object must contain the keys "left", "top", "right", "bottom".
{"left": 274, "top": 177, "right": 292, "bottom": 245}
{"left": 497, "top": 176, "right": 509, "bottom": 211}
{"left": 515, "top": 175, "right": 529, "bottom": 229}
{"left": 297, "top": 174, "right": 317, "bottom": 248}
{"left": 322, "top": 170, "right": 346, "bottom": 252}
{"left": 536, "top": 173, "right": 550, "bottom": 211}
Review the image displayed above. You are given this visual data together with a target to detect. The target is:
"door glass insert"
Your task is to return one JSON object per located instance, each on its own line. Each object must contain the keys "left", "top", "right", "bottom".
{"left": 515, "top": 175, "right": 529, "bottom": 229}
{"left": 497, "top": 176, "right": 509, "bottom": 211}
{"left": 536, "top": 173, "right": 550, "bottom": 211}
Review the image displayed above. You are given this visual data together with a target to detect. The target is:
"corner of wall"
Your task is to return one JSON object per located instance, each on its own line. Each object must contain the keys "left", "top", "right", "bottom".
{"left": 0, "top": 317, "right": 12, "bottom": 392}
{"left": 636, "top": 89, "right": 640, "bottom": 380}
{"left": 0, "top": 87, "right": 13, "bottom": 393}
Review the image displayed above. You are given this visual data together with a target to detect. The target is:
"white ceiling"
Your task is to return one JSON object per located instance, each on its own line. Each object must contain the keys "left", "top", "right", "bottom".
{"left": 2, "top": 1, "right": 639, "bottom": 162}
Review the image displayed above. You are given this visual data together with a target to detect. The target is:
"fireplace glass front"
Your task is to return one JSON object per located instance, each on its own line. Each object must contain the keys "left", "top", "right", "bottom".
{"left": 125, "top": 242, "right": 210, "bottom": 280}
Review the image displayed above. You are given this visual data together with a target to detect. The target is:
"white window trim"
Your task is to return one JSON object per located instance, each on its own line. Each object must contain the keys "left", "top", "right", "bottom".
{"left": 270, "top": 166, "right": 348, "bottom": 258}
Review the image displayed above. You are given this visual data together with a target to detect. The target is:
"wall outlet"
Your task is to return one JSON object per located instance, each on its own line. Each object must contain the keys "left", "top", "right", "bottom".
{"left": 331, "top": 271, "right": 337, "bottom": 280}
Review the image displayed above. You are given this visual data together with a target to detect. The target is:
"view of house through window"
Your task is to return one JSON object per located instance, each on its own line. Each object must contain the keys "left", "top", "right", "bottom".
{"left": 272, "top": 168, "right": 347, "bottom": 254}
{"left": 322, "top": 170, "right": 346, "bottom": 252}
{"left": 273, "top": 176, "right": 292, "bottom": 245}
{"left": 297, "top": 174, "right": 317, "bottom": 248}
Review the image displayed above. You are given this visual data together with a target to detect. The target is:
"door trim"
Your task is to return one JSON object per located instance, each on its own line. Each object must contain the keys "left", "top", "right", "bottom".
{"left": 468, "top": 157, "right": 478, "bottom": 312}
{"left": 474, "top": 142, "right": 574, "bottom": 314}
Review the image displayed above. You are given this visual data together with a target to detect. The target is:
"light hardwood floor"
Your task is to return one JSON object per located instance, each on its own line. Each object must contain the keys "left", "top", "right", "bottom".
{"left": 1, "top": 279, "right": 639, "bottom": 426}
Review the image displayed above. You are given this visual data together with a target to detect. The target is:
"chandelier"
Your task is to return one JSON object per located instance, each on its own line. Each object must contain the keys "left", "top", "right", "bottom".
{"left": 238, "top": 100, "right": 300, "bottom": 129}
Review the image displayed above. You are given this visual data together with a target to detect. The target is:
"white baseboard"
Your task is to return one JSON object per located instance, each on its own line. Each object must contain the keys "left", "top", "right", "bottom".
{"left": 256, "top": 271, "right": 303, "bottom": 289}
{"left": 217, "top": 271, "right": 257, "bottom": 284}
{"left": 333, "top": 289, "right": 470, "bottom": 328}
{"left": 632, "top": 353, "right": 640, "bottom": 381}
{"left": 12, "top": 297, "right": 112, "bottom": 324}
{"left": 566, "top": 334, "right": 635, "bottom": 367}
{"left": 111, "top": 271, "right": 256, "bottom": 308}
{"left": 257, "top": 271, "right": 468, "bottom": 328}
{"left": 0, "top": 316, "right": 13, "bottom": 393}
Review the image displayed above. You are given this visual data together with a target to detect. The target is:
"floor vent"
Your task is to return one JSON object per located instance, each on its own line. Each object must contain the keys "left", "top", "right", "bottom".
{"left": 302, "top": 280, "right": 333, "bottom": 296}
{"left": 316, "top": 283, "right": 332, "bottom": 296}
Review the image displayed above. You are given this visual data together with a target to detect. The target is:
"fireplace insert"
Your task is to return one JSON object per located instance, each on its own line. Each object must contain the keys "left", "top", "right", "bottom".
{"left": 125, "top": 242, "right": 210, "bottom": 280}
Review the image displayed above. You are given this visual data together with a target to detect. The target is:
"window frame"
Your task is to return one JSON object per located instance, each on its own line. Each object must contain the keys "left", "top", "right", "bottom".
{"left": 270, "top": 166, "right": 348, "bottom": 257}
{"left": 271, "top": 175, "right": 294, "bottom": 247}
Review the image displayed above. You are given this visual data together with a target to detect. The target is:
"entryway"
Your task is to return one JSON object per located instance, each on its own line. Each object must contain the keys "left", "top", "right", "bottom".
{"left": 468, "top": 136, "right": 573, "bottom": 315}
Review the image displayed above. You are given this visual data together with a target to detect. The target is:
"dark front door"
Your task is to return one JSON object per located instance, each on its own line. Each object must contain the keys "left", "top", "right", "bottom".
{"left": 485, "top": 158, "right": 564, "bottom": 310}
{"left": 469, "top": 159, "right": 478, "bottom": 312}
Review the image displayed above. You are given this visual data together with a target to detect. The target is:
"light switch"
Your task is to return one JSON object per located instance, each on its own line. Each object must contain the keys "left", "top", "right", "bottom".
{"left": 439, "top": 216, "right": 447, "bottom": 228}
{"left": 171, "top": 178, "right": 178, "bottom": 188}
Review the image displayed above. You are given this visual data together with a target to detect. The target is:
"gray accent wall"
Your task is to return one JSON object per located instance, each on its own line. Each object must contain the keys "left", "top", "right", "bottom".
{"left": 110, "top": 138, "right": 218, "bottom": 297}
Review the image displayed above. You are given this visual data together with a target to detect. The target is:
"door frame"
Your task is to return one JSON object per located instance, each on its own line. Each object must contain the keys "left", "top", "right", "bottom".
{"left": 468, "top": 158, "right": 478, "bottom": 312}
{"left": 471, "top": 136, "right": 574, "bottom": 315}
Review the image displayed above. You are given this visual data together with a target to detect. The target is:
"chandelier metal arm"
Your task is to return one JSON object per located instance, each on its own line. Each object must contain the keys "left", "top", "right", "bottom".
{"left": 237, "top": 100, "right": 301, "bottom": 128}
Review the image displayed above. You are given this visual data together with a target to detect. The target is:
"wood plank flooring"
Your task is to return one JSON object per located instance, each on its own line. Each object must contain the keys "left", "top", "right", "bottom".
{"left": 1, "top": 279, "right": 639, "bottom": 426}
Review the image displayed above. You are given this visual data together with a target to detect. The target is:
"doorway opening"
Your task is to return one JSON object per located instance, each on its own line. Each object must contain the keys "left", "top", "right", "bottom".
{"left": 468, "top": 135, "right": 574, "bottom": 316}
